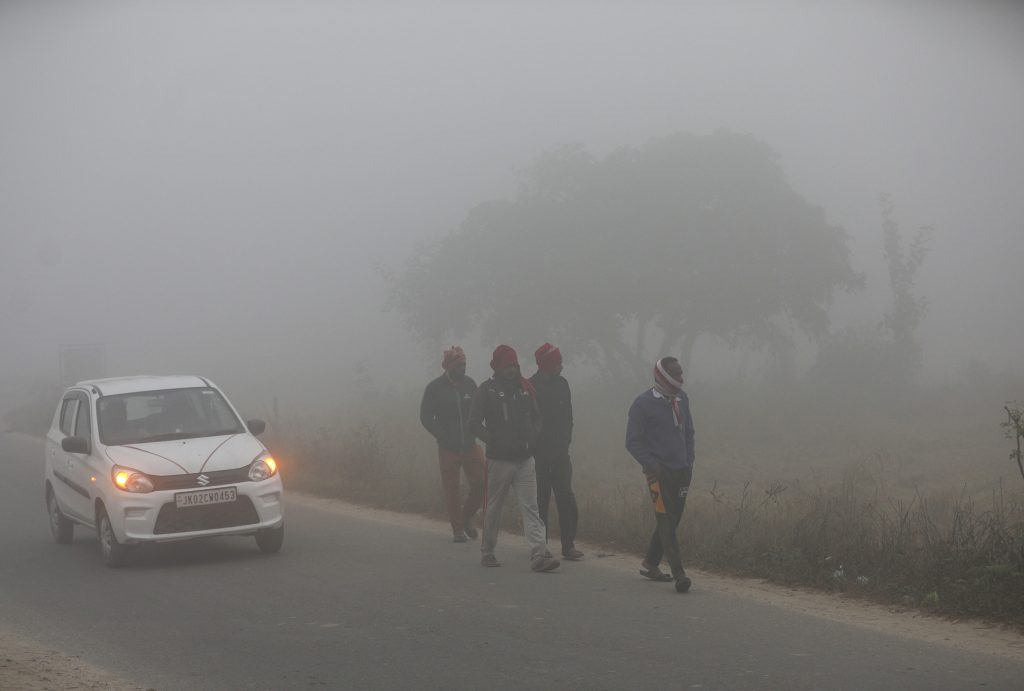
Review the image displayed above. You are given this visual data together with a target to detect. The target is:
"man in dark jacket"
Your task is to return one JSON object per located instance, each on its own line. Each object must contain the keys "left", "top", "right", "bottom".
{"left": 420, "top": 346, "right": 484, "bottom": 543}
{"left": 530, "top": 343, "right": 583, "bottom": 561}
{"left": 625, "top": 356, "right": 696, "bottom": 593}
{"left": 469, "top": 345, "right": 560, "bottom": 572}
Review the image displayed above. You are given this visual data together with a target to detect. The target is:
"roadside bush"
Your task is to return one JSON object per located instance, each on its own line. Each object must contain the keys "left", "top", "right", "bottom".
{"left": 270, "top": 375, "right": 1024, "bottom": 630}
{"left": 682, "top": 469, "right": 1024, "bottom": 627}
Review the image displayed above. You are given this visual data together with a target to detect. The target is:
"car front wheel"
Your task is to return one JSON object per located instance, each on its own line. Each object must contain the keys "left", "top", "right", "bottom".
{"left": 97, "top": 506, "right": 130, "bottom": 568}
{"left": 255, "top": 523, "right": 284, "bottom": 554}
{"left": 47, "top": 489, "right": 74, "bottom": 544}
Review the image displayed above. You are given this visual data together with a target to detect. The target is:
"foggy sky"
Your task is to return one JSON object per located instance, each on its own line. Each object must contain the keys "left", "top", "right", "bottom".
{"left": 2, "top": 0, "right": 1022, "bottom": 407}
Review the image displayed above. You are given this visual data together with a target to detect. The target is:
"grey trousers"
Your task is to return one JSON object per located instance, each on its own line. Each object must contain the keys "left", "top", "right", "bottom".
{"left": 481, "top": 457, "right": 551, "bottom": 563}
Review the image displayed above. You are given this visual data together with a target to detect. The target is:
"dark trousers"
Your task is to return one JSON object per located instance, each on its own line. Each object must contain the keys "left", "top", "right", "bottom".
{"left": 438, "top": 445, "right": 485, "bottom": 533}
{"left": 535, "top": 451, "right": 579, "bottom": 554}
{"left": 644, "top": 466, "right": 693, "bottom": 578}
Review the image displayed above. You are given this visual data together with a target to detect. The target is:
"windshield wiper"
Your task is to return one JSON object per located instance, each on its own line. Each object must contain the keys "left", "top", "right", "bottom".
{"left": 134, "top": 432, "right": 202, "bottom": 443}
{"left": 203, "top": 429, "right": 241, "bottom": 437}
{"left": 134, "top": 429, "right": 241, "bottom": 444}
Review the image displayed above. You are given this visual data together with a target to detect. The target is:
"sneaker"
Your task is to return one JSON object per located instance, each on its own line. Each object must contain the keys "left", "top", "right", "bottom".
{"left": 640, "top": 561, "right": 673, "bottom": 582}
{"left": 562, "top": 548, "right": 584, "bottom": 561}
{"left": 453, "top": 532, "right": 468, "bottom": 543}
{"left": 481, "top": 553, "right": 501, "bottom": 567}
{"left": 463, "top": 524, "right": 478, "bottom": 540}
{"left": 531, "top": 555, "right": 561, "bottom": 572}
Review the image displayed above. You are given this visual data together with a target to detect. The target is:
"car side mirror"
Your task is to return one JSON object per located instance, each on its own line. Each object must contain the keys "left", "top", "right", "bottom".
{"left": 62, "top": 436, "right": 91, "bottom": 455}
{"left": 247, "top": 419, "right": 266, "bottom": 436}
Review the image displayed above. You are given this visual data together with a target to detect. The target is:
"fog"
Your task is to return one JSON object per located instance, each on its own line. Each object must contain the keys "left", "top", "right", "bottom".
{"left": 2, "top": 0, "right": 1023, "bottom": 413}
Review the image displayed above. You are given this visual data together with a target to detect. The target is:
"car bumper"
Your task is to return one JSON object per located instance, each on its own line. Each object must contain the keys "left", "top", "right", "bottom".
{"left": 109, "top": 477, "right": 284, "bottom": 543}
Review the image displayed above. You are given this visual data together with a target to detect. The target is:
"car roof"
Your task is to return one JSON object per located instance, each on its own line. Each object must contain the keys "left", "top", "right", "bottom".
{"left": 73, "top": 375, "right": 213, "bottom": 396}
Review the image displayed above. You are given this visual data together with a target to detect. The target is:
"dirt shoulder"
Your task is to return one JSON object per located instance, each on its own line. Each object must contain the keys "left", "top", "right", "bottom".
{"left": 0, "top": 630, "right": 145, "bottom": 691}
{"left": 296, "top": 492, "right": 1024, "bottom": 664}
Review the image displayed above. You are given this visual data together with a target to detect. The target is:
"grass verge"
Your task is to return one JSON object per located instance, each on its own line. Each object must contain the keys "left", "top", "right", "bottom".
{"left": 270, "top": 394, "right": 1024, "bottom": 632}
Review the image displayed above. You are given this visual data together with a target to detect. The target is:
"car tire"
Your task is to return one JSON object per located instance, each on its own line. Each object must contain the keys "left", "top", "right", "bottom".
{"left": 46, "top": 488, "right": 74, "bottom": 544}
{"left": 255, "top": 523, "right": 284, "bottom": 554}
{"left": 97, "top": 506, "right": 130, "bottom": 568}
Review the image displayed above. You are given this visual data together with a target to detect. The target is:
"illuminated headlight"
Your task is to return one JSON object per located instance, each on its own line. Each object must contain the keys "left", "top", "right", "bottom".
{"left": 249, "top": 455, "right": 279, "bottom": 481}
{"left": 112, "top": 466, "right": 154, "bottom": 493}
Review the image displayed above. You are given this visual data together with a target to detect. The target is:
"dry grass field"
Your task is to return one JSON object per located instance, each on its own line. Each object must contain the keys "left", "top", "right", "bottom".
{"left": 271, "top": 372, "right": 1024, "bottom": 629}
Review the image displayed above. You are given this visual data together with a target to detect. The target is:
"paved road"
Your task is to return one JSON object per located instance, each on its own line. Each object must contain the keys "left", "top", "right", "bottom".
{"left": 2, "top": 431, "right": 1021, "bottom": 690}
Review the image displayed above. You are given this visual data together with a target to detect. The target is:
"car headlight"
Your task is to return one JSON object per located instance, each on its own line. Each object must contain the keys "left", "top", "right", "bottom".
{"left": 112, "top": 466, "right": 154, "bottom": 493}
{"left": 249, "top": 454, "right": 278, "bottom": 482}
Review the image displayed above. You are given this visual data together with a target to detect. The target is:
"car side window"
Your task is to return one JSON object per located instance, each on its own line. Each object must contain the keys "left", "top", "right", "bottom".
{"left": 74, "top": 395, "right": 92, "bottom": 439}
{"left": 59, "top": 398, "right": 78, "bottom": 437}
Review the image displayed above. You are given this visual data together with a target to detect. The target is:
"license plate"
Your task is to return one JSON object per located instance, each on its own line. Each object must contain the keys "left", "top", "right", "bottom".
{"left": 175, "top": 487, "right": 237, "bottom": 509}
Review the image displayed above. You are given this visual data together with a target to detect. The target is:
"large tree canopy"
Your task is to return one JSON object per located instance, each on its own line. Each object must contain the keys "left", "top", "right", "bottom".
{"left": 390, "top": 131, "right": 862, "bottom": 379}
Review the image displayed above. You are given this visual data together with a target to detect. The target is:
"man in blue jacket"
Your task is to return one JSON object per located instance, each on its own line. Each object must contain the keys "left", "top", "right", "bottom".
{"left": 625, "top": 356, "right": 695, "bottom": 593}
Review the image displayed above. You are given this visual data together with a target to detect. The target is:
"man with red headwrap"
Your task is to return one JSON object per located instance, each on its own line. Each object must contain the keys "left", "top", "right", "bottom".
{"left": 420, "top": 346, "right": 485, "bottom": 542}
{"left": 625, "top": 356, "right": 696, "bottom": 593}
{"left": 468, "top": 345, "right": 560, "bottom": 572}
{"left": 529, "top": 343, "right": 583, "bottom": 561}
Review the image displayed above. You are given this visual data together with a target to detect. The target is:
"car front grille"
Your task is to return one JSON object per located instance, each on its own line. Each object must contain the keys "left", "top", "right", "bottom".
{"left": 150, "top": 466, "right": 252, "bottom": 491}
{"left": 153, "top": 496, "right": 260, "bottom": 534}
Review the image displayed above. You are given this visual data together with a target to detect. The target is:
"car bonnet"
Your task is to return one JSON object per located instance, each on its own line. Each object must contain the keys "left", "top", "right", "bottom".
{"left": 103, "top": 434, "right": 265, "bottom": 476}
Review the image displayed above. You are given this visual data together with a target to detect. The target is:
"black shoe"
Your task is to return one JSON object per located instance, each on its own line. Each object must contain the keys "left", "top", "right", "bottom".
{"left": 640, "top": 561, "right": 673, "bottom": 582}
{"left": 562, "top": 548, "right": 584, "bottom": 561}
{"left": 675, "top": 576, "right": 692, "bottom": 593}
{"left": 531, "top": 555, "right": 561, "bottom": 572}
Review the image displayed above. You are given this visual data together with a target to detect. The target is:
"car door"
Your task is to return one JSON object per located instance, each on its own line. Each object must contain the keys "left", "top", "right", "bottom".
{"left": 48, "top": 395, "right": 82, "bottom": 518}
{"left": 63, "top": 391, "right": 98, "bottom": 523}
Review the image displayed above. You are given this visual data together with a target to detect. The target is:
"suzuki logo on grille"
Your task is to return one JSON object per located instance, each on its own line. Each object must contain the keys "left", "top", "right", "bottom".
{"left": 196, "top": 474, "right": 210, "bottom": 486}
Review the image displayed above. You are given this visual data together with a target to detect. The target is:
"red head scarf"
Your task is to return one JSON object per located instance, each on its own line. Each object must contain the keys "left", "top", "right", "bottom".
{"left": 534, "top": 343, "right": 562, "bottom": 373}
{"left": 490, "top": 344, "right": 519, "bottom": 372}
{"left": 442, "top": 345, "right": 466, "bottom": 371}
{"left": 654, "top": 357, "right": 684, "bottom": 427}
{"left": 490, "top": 345, "right": 535, "bottom": 396}
{"left": 654, "top": 358, "right": 684, "bottom": 396}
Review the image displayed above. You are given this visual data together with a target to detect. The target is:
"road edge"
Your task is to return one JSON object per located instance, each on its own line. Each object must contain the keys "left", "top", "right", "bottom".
{"left": 0, "top": 629, "right": 146, "bottom": 691}
{"left": 291, "top": 491, "right": 1024, "bottom": 664}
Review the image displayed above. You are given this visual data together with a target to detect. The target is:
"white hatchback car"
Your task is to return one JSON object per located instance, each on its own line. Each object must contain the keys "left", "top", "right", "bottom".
{"left": 44, "top": 375, "right": 284, "bottom": 566}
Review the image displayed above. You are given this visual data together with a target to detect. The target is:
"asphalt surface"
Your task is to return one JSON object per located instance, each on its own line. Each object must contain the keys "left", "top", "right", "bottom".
{"left": 2, "top": 431, "right": 1023, "bottom": 690}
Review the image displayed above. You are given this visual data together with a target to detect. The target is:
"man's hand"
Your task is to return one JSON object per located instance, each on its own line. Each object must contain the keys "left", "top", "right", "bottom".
{"left": 644, "top": 465, "right": 661, "bottom": 483}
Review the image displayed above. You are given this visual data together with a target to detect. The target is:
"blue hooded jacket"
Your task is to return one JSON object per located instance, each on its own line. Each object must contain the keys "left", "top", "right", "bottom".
{"left": 625, "top": 388, "right": 695, "bottom": 472}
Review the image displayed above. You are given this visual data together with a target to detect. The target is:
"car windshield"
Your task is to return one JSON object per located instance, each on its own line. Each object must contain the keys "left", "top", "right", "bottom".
{"left": 97, "top": 387, "right": 245, "bottom": 446}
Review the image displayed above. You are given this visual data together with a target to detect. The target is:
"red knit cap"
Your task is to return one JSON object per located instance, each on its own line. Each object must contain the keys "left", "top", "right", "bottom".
{"left": 442, "top": 346, "right": 466, "bottom": 371}
{"left": 535, "top": 343, "right": 562, "bottom": 372}
{"left": 490, "top": 345, "right": 519, "bottom": 371}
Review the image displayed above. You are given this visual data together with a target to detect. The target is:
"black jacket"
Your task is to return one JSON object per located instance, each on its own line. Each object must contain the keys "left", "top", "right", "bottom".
{"left": 529, "top": 372, "right": 573, "bottom": 455}
{"left": 420, "top": 374, "right": 478, "bottom": 453}
{"left": 468, "top": 377, "right": 542, "bottom": 461}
